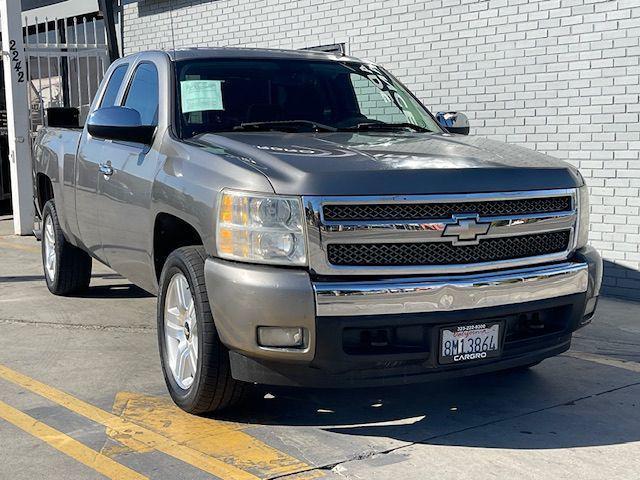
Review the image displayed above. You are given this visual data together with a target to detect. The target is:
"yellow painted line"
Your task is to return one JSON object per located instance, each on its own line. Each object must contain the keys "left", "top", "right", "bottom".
{"left": 0, "top": 363, "right": 320, "bottom": 479}
{"left": 565, "top": 351, "right": 640, "bottom": 373}
{"left": 105, "top": 392, "right": 311, "bottom": 476}
{"left": 0, "top": 399, "right": 147, "bottom": 480}
{"left": 0, "top": 364, "right": 260, "bottom": 480}
{"left": 0, "top": 239, "right": 40, "bottom": 253}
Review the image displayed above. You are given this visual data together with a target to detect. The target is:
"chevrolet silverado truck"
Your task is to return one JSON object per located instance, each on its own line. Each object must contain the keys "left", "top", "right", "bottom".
{"left": 33, "top": 48, "right": 602, "bottom": 414}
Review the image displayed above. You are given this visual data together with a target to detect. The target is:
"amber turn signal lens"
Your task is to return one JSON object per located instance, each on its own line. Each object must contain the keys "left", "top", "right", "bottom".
{"left": 216, "top": 190, "right": 306, "bottom": 266}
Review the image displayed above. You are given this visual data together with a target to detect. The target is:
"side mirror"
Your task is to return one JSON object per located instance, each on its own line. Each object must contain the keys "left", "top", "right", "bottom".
{"left": 87, "top": 106, "right": 155, "bottom": 144}
{"left": 436, "top": 111, "right": 470, "bottom": 135}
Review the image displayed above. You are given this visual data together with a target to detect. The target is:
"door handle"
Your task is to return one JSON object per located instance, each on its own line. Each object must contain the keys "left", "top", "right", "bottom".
{"left": 99, "top": 163, "right": 114, "bottom": 177}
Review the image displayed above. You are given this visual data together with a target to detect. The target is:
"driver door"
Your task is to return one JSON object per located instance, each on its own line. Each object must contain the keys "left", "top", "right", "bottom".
{"left": 97, "top": 62, "right": 161, "bottom": 289}
{"left": 75, "top": 63, "right": 129, "bottom": 262}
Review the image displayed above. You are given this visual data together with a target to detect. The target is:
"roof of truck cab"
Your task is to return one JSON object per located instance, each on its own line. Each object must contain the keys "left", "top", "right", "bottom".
{"left": 159, "top": 47, "right": 362, "bottom": 62}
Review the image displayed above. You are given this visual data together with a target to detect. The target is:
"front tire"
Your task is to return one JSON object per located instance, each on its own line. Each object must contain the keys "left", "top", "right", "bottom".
{"left": 41, "top": 200, "right": 92, "bottom": 295}
{"left": 157, "top": 246, "right": 248, "bottom": 414}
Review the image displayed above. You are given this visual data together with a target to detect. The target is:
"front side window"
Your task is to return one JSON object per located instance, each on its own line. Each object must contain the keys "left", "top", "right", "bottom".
{"left": 124, "top": 63, "right": 159, "bottom": 125}
{"left": 100, "top": 64, "right": 128, "bottom": 108}
{"left": 175, "top": 58, "right": 441, "bottom": 138}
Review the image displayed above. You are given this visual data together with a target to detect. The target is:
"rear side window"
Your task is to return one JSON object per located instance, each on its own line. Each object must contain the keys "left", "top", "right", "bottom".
{"left": 124, "top": 63, "right": 159, "bottom": 126}
{"left": 100, "top": 64, "right": 128, "bottom": 108}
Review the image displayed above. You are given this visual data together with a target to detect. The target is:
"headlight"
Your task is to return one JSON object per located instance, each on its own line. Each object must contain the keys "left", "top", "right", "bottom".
{"left": 576, "top": 184, "right": 590, "bottom": 248}
{"left": 216, "top": 190, "right": 306, "bottom": 265}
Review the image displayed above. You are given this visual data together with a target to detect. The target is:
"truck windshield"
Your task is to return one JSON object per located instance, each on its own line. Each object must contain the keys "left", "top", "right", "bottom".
{"left": 174, "top": 58, "right": 442, "bottom": 138}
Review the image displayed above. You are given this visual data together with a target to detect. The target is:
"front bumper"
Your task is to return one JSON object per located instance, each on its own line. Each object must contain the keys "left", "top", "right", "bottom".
{"left": 314, "top": 262, "right": 589, "bottom": 317}
{"left": 205, "top": 246, "right": 602, "bottom": 387}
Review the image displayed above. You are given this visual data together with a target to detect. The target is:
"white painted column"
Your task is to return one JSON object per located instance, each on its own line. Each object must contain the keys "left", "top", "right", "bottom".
{"left": 1, "top": 1, "right": 33, "bottom": 235}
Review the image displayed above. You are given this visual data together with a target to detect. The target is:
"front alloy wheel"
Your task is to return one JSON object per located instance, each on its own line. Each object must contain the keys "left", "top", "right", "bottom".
{"left": 157, "top": 246, "right": 248, "bottom": 414}
{"left": 164, "top": 273, "right": 199, "bottom": 389}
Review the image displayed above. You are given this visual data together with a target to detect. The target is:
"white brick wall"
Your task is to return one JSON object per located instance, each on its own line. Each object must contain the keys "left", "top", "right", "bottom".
{"left": 122, "top": 0, "right": 640, "bottom": 299}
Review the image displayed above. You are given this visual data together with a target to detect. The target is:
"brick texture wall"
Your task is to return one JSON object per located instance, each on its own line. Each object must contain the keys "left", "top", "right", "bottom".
{"left": 122, "top": 0, "right": 640, "bottom": 300}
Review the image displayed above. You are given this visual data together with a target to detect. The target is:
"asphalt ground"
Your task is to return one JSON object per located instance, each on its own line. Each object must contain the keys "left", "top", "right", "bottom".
{"left": 0, "top": 214, "right": 639, "bottom": 480}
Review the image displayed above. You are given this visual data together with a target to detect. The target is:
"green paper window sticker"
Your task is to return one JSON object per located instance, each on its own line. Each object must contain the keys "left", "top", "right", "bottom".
{"left": 180, "top": 80, "right": 224, "bottom": 113}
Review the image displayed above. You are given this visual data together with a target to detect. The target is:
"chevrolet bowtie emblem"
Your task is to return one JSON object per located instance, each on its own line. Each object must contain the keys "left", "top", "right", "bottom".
{"left": 442, "top": 215, "right": 490, "bottom": 246}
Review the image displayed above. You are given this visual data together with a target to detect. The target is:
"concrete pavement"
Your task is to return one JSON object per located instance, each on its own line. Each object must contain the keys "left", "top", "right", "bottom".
{"left": 0, "top": 215, "right": 639, "bottom": 479}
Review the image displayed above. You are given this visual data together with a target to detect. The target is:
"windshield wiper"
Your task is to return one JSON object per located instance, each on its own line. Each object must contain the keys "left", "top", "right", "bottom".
{"left": 234, "top": 120, "right": 337, "bottom": 133}
{"left": 341, "top": 122, "right": 432, "bottom": 133}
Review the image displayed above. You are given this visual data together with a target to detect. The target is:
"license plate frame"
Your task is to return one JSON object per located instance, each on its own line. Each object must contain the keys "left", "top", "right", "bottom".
{"left": 438, "top": 321, "right": 503, "bottom": 365}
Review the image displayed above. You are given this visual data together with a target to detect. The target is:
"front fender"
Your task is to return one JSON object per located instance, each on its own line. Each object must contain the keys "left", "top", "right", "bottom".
{"left": 150, "top": 134, "right": 275, "bottom": 259}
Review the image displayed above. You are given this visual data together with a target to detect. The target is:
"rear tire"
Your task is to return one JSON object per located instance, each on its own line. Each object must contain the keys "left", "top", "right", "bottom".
{"left": 41, "top": 200, "right": 92, "bottom": 295}
{"left": 157, "top": 246, "right": 248, "bottom": 414}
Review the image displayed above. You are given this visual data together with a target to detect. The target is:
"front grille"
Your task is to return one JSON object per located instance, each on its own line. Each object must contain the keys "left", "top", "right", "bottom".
{"left": 323, "top": 196, "right": 572, "bottom": 221}
{"left": 327, "top": 231, "right": 571, "bottom": 266}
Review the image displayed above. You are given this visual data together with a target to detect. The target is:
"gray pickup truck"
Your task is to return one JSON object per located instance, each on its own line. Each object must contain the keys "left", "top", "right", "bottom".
{"left": 33, "top": 47, "right": 602, "bottom": 414}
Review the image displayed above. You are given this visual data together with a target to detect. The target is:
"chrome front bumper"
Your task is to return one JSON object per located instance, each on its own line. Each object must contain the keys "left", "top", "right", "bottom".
{"left": 314, "top": 261, "right": 589, "bottom": 317}
{"left": 207, "top": 249, "right": 600, "bottom": 364}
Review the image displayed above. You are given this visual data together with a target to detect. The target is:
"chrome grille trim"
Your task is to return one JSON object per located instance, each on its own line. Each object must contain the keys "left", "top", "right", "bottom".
{"left": 319, "top": 212, "right": 577, "bottom": 244}
{"left": 303, "top": 189, "right": 578, "bottom": 276}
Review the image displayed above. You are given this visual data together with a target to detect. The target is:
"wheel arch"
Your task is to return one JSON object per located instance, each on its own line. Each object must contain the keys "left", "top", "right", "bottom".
{"left": 35, "top": 172, "right": 55, "bottom": 216}
{"left": 153, "top": 212, "right": 204, "bottom": 281}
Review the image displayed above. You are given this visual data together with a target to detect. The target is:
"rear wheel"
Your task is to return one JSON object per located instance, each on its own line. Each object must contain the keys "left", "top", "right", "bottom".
{"left": 157, "top": 246, "right": 248, "bottom": 414}
{"left": 41, "top": 200, "right": 92, "bottom": 295}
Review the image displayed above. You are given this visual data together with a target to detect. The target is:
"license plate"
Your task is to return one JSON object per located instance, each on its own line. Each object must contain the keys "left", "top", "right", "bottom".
{"left": 439, "top": 322, "right": 502, "bottom": 365}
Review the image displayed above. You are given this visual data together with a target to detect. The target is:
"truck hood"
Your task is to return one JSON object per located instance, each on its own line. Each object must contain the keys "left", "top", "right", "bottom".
{"left": 191, "top": 132, "right": 582, "bottom": 195}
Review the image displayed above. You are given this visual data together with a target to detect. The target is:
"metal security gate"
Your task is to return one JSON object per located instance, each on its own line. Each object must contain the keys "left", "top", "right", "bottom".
{"left": 23, "top": 14, "right": 110, "bottom": 135}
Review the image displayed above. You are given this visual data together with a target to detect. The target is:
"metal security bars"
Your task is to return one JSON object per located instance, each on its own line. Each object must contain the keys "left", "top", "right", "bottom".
{"left": 23, "top": 14, "right": 110, "bottom": 135}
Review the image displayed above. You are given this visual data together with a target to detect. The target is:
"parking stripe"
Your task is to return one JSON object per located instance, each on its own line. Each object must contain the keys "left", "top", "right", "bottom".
{"left": 565, "top": 351, "right": 640, "bottom": 373}
{"left": 105, "top": 391, "right": 311, "bottom": 476}
{"left": 0, "top": 363, "right": 262, "bottom": 480}
{"left": 0, "top": 399, "right": 148, "bottom": 480}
